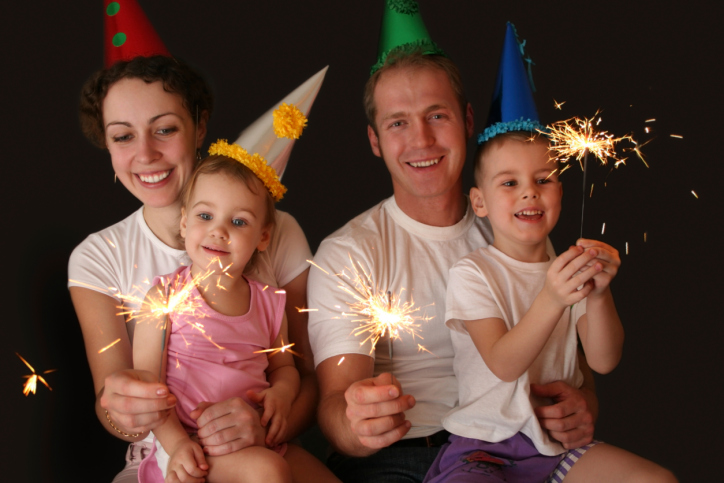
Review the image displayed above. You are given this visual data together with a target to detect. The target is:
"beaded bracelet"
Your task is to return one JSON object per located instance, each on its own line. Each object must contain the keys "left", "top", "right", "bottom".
{"left": 105, "top": 410, "right": 141, "bottom": 438}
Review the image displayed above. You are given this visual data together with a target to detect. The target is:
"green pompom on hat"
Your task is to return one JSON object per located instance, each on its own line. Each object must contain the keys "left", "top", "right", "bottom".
{"left": 370, "top": 0, "right": 446, "bottom": 75}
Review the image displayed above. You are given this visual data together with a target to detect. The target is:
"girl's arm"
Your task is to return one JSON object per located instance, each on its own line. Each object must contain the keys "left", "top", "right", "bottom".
{"left": 280, "top": 268, "right": 318, "bottom": 438}
{"left": 464, "top": 245, "right": 601, "bottom": 382}
{"left": 255, "top": 313, "right": 300, "bottom": 446}
{"left": 70, "top": 286, "right": 175, "bottom": 441}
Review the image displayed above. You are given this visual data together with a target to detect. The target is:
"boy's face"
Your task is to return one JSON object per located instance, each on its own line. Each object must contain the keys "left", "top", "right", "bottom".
{"left": 471, "top": 138, "right": 562, "bottom": 258}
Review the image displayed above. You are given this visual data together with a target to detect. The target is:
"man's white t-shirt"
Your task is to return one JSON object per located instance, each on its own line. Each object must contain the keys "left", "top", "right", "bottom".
{"left": 308, "top": 196, "right": 494, "bottom": 439}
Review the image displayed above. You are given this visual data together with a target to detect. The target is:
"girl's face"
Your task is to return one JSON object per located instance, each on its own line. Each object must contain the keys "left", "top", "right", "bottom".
{"left": 180, "top": 173, "right": 271, "bottom": 274}
{"left": 103, "top": 78, "right": 206, "bottom": 209}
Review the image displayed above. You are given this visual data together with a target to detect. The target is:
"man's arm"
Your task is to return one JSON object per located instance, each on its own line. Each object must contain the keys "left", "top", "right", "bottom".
{"left": 316, "top": 354, "right": 414, "bottom": 457}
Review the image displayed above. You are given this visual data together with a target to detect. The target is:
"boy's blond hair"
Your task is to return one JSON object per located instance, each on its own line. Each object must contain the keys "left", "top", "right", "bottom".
{"left": 473, "top": 131, "right": 551, "bottom": 187}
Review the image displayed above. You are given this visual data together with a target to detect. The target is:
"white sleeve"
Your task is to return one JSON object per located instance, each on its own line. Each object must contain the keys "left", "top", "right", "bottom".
{"left": 67, "top": 234, "right": 122, "bottom": 302}
{"left": 307, "top": 238, "right": 375, "bottom": 367}
{"left": 444, "top": 260, "right": 503, "bottom": 334}
{"left": 266, "top": 211, "right": 313, "bottom": 287}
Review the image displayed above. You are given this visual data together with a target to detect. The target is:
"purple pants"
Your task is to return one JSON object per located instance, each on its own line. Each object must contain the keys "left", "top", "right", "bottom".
{"left": 424, "top": 433, "right": 571, "bottom": 483}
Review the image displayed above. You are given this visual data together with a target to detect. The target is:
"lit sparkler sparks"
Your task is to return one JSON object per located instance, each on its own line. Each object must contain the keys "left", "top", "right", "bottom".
{"left": 254, "top": 339, "right": 303, "bottom": 358}
{"left": 16, "top": 353, "right": 56, "bottom": 396}
{"left": 333, "top": 256, "right": 431, "bottom": 355}
{"left": 542, "top": 113, "right": 645, "bottom": 169}
{"left": 117, "top": 258, "right": 234, "bottom": 351}
{"left": 98, "top": 338, "right": 121, "bottom": 354}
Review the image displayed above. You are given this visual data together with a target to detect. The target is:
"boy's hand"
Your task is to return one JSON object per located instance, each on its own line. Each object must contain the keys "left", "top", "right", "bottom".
{"left": 544, "top": 245, "right": 601, "bottom": 308}
{"left": 165, "top": 439, "right": 209, "bottom": 483}
{"left": 576, "top": 239, "right": 620, "bottom": 296}
{"left": 246, "top": 387, "right": 292, "bottom": 447}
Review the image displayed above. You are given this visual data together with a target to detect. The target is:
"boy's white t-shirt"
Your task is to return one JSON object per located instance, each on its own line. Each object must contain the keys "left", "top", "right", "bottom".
{"left": 68, "top": 207, "right": 311, "bottom": 343}
{"left": 444, "top": 245, "right": 585, "bottom": 456}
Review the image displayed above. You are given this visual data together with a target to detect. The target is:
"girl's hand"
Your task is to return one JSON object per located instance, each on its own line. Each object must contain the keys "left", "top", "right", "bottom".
{"left": 189, "top": 397, "right": 266, "bottom": 456}
{"left": 543, "top": 245, "right": 601, "bottom": 308}
{"left": 576, "top": 239, "right": 621, "bottom": 296}
{"left": 165, "top": 439, "right": 209, "bottom": 483}
{"left": 247, "top": 388, "right": 292, "bottom": 447}
{"left": 100, "top": 369, "right": 177, "bottom": 435}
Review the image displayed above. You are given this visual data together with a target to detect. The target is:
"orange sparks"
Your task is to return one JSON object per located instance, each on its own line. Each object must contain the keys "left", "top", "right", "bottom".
{"left": 601, "top": 223, "right": 606, "bottom": 235}
{"left": 541, "top": 113, "right": 645, "bottom": 169}
{"left": 16, "top": 353, "right": 56, "bottom": 396}
{"left": 337, "top": 356, "right": 345, "bottom": 366}
{"left": 670, "top": 134, "right": 683, "bottom": 139}
{"left": 306, "top": 259, "right": 329, "bottom": 275}
{"left": 417, "top": 344, "right": 434, "bottom": 356}
{"left": 98, "top": 338, "right": 121, "bottom": 354}
{"left": 691, "top": 190, "right": 699, "bottom": 199}
{"left": 104, "top": 237, "right": 117, "bottom": 248}
{"left": 296, "top": 307, "right": 318, "bottom": 313}
{"left": 254, "top": 339, "right": 303, "bottom": 358}
{"left": 553, "top": 99, "right": 566, "bottom": 110}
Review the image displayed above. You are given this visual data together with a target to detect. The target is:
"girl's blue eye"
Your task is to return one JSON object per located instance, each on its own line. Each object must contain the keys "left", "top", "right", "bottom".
{"left": 232, "top": 219, "right": 247, "bottom": 227}
{"left": 157, "top": 127, "right": 178, "bottom": 135}
{"left": 199, "top": 213, "right": 211, "bottom": 221}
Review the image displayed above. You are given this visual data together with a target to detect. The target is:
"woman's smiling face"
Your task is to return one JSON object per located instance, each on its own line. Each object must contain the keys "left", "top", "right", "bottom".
{"left": 103, "top": 78, "right": 205, "bottom": 208}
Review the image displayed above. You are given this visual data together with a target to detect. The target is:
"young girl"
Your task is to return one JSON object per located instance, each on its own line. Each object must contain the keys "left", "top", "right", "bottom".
{"left": 133, "top": 148, "right": 338, "bottom": 483}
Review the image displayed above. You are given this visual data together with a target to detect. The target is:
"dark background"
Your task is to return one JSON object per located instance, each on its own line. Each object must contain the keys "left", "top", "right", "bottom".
{"left": 2, "top": 1, "right": 720, "bottom": 481}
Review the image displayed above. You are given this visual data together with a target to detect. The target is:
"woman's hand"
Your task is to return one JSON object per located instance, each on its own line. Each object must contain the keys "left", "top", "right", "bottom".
{"left": 189, "top": 397, "right": 266, "bottom": 456}
{"left": 100, "top": 369, "right": 177, "bottom": 436}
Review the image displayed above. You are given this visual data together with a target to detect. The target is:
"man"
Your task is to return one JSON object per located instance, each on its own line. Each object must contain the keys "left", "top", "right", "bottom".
{"left": 308, "top": 3, "right": 597, "bottom": 481}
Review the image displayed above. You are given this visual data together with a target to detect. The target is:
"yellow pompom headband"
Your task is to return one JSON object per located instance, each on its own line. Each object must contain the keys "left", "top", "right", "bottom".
{"left": 207, "top": 104, "right": 308, "bottom": 202}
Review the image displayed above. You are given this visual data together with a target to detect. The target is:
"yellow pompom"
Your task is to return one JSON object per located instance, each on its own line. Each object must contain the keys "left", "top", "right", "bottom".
{"left": 273, "top": 103, "right": 308, "bottom": 140}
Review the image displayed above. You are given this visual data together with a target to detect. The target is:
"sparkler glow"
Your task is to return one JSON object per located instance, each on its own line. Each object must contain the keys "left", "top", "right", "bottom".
{"left": 542, "top": 113, "right": 645, "bottom": 169}
{"left": 98, "top": 338, "right": 121, "bottom": 354}
{"left": 330, "top": 256, "right": 431, "bottom": 355}
{"left": 16, "top": 353, "right": 55, "bottom": 396}
{"left": 253, "top": 339, "right": 303, "bottom": 358}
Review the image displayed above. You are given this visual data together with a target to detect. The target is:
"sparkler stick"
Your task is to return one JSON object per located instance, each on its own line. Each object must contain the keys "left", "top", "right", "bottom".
{"left": 580, "top": 152, "right": 590, "bottom": 238}
{"left": 387, "top": 291, "right": 393, "bottom": 365}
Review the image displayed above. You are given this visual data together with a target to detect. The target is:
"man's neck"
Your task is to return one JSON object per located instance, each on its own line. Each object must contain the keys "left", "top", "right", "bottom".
{"left": 394, "top": 189, "right": 467, "bottom": 227}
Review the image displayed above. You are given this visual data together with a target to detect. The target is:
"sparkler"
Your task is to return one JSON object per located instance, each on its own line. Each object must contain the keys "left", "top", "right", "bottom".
{"left": 322, "top": 256, "right": 432, "bottom": 359}
{"left": 16, "top": 353, "right": 56, "bottom": 396}
{"left": 541, "top": 110, "right": 648, "bottom": 238}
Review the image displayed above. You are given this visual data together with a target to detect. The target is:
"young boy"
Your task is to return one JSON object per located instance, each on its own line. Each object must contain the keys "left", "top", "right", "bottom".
{"left": 423, "top": 132, "right": 676, "bottom": 482}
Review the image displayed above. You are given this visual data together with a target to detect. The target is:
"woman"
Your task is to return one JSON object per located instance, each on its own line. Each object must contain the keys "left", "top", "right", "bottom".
{"left": 70, "top": 55, "right": 317, "bottom": 482}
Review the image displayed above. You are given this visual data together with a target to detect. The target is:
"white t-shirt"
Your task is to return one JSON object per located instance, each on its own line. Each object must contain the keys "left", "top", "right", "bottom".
{"left": 68, "top": 206, "right": 311, "bottom": 343}
{"left": 308, "top": 196, "right": 494, "bottom": 439}
{"left": 444, "top": 245, "right": 585, "bottom": 456}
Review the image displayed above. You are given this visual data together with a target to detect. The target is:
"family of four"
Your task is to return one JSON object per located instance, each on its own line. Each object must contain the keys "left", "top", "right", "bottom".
{"left": 69, "top": 1, "right": 675, "bottom": 482}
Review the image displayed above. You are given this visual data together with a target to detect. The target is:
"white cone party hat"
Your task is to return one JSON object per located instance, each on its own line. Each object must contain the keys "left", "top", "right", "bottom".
{"left": 233, "top": 66, "right": 328, "bottom": 180}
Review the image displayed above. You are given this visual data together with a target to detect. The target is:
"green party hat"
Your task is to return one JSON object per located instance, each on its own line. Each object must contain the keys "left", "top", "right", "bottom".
{"left": 370, "top": 0, "right": 445, "bottom": 75}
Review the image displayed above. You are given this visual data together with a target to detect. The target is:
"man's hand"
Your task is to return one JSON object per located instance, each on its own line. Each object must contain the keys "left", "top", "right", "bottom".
{"left": 345, "top": 372, "right": 415, "bottom": 449}
{"left": 532, "top": 381, "right": 597, "bottom": 449}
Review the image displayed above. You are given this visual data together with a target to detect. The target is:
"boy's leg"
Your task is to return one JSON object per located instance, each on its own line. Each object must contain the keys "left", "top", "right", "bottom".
{"left": 560, "top": 443, "right": 677, "bottom": 483}
{"left": 206, "top": 446, "right": 292, "bottom": 483}
{"left": 284, "top": 443, "right": 340, "bottom": 483}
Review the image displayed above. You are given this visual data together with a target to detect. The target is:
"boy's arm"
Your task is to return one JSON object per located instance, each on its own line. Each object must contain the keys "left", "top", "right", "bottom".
{"left": 464, "top": 246, "right": 601, "bottom": 382}
{"left": 575, "top": 239, "right": 624, "bottom": 374}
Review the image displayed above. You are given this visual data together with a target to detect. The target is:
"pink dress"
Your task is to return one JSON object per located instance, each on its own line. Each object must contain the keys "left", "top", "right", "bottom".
{"left": 139, "top": 266, "right": 285, "bottom": 482}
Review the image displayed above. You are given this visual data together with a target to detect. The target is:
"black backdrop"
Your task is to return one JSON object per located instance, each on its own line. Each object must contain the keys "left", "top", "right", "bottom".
{"left": 2, "top": 1, "right": 720, "bottom": 481}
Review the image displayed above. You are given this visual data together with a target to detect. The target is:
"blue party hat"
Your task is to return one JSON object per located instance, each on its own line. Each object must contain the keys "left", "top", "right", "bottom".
{"left": 478, "top": 23, "right": 545, "bottom": 144}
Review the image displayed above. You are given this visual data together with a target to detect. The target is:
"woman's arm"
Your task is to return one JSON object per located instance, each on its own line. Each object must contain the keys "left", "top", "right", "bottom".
{"left": 70, "top": 286, "right": 176, "bottom": 441}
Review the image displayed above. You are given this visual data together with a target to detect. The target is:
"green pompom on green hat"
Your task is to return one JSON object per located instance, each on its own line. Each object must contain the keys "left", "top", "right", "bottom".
{"left": 370, "top": 0, "right": 446, "bottom": 75}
